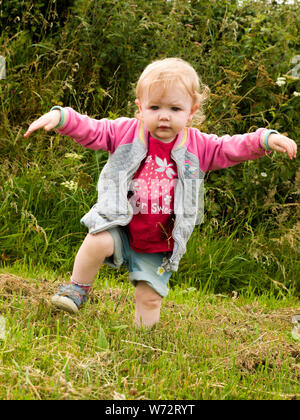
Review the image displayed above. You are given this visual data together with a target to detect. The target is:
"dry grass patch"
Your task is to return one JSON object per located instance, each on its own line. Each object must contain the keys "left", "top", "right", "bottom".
{"left": 0, "top": 273, "right": 299, "bottom": 399}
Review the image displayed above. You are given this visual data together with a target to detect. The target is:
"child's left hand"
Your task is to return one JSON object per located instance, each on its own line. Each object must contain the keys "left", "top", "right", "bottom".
{"left": 268, "top": 133, "right": 297, "bottom": 160}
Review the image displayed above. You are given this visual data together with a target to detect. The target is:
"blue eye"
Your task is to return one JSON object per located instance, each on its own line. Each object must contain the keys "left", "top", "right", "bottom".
{"left": 172, "top": 107, "right": 181, "bottom": 111}
{"left": 150, "top": 106, "right": 159, "bottom": 110}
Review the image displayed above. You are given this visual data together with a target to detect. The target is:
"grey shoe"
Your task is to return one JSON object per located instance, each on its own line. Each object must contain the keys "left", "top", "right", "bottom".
{"left": 51, "top": 284, "right": 88, "bottom": 314}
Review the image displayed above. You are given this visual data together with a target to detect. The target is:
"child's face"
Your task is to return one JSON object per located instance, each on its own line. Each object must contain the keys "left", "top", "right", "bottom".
{"left": 135, "top": 82, "right": 198, "bottom": 143}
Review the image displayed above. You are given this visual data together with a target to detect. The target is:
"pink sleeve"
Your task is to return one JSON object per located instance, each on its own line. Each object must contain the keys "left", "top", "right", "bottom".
{"left": 194, "top": 128, "right": 269, "bottom": 172}
{"left": 56, "top": 107, "right": 137, "bottom": 153}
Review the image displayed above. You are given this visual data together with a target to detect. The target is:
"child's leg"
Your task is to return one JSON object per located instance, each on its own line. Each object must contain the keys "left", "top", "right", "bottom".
{"left": 134, "top": 281, "right": 162, "bottom": 328}
{"left": 52, "top": 231, "right": 114, "bottom": 313}
{"left": 72, "top": 231, "right": 114, "bottom": 285}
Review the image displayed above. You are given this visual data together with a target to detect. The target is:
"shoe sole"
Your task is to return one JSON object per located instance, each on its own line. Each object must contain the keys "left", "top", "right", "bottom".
{"left": 51, "top": 295, "right": 78, "bottom": 314}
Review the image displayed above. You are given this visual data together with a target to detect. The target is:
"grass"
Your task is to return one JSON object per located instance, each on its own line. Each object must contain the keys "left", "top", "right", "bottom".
{"left": 1, "top": 0, "right": 299, "bottom": 401}
{"left": 0, "top": 265, "right": 299, "bottom": 400}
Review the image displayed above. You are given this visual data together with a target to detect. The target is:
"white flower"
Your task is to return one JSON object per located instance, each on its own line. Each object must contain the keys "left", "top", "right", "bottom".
{"left": 155, "top": 156, "right": 176, "bottom": 179}
{"left": 61, "top": 180, "right": 78, "bottom": 192}
{"left": 293, "top": 91, "right": 300, "bottom": 97}
{"left": 156, "top": 266, "right": 165, "bottom": 276}
{"left": 275, "top": 77, "right": 286, "bottom": 87}
{"left": 260, "top": 172, "right": 267, "bottom": 177}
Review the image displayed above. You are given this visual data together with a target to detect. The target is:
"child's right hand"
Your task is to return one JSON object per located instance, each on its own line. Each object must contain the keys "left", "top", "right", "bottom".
{"left": 24, "top": 109, "right": 61, "bottom": 138}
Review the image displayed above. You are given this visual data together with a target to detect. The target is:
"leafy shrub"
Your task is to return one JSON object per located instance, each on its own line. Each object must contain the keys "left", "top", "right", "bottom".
{"left": 0, "top": 0, "right": 75, "bottom": 39}
{"left": 0, "top": 0, "right": 299, "bottom": 293}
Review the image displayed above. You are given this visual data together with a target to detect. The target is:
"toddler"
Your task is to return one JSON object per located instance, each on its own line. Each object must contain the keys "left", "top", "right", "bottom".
{"left": 24, "top": 58, "right": 297, "bottom": 328}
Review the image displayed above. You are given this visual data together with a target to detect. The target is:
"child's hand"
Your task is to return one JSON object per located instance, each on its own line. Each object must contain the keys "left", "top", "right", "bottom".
{"left": 24, "top": 110, "right": 61, "bottom": 138}
{"left": 268, "top": 133, "right": 297, "bottom": 160}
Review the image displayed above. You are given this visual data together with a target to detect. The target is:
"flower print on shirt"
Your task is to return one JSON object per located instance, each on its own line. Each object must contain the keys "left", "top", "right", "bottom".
{"left": 128, "top": 135, "right": 177, "bottom": 253}
{"left": 132, "top": 154, "right": 176, "bottom": 201}
{"left": 155, "top": 156, "right": 176, "bottom": 179}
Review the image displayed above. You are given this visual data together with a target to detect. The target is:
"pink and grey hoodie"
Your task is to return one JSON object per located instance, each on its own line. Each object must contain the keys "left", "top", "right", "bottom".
{"left": 57, "top": 107, "right": 270, "bottom": 272}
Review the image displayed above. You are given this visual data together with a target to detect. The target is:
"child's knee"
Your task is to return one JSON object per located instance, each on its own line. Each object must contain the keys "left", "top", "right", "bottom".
{"left": 85, "top": 231, "right": 114, "bottom": 258}
{"left": 135, "top": 281, "right": 162, "bottom": 310}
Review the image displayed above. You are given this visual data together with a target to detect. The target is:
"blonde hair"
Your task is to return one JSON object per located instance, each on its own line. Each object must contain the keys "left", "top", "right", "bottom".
{"left": 135, "top": 57, "right": 210, "bottom": 126}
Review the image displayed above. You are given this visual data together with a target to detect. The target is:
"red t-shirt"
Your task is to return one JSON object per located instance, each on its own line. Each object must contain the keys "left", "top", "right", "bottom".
{"left": 128, "top": 134, "right": 178, "bottom": 253}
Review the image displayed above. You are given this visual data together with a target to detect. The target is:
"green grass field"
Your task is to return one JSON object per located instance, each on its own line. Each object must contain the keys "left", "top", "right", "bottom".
{"left": 0, "top": 264, "right": 299, "bottom": 400}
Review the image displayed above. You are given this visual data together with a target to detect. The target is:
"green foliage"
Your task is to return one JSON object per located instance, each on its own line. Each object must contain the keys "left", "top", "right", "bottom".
{"left": 0, "top": 0, "right": 299, "bottom": 294}
{"left": 0, "top": 0, "right": 74, "bottom": 39}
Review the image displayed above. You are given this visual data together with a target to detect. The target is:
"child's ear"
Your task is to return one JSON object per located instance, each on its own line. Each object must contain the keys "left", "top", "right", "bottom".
{"left": 188, "top": 104, "right": 199, "bottom": 121}
{"left": 135, "top": 99, "right": 143, "bottom": 115}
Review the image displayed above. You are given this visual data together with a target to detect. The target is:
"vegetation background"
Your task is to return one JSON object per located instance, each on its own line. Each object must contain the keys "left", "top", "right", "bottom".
{"left": 0, "top": 0, "right": 299, "bottom": 400}
{"left": 1, "top": 0, "right": 299, "bottom": 294}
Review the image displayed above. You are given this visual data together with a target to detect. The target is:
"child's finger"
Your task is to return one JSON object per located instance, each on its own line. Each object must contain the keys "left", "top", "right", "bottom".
{"left": 290, "top": 145, "right": 297, "bottom": 159}
{"left": 24, "top": 123, "right": 42, "bottom": 137}
{"left": 288, "top": 139, "right": 297, "bottom": 157}
{"left": 292, "top": 142, "right": 297, "bottom": 158}
{"left": 24, "top": 116, "right": 50, "bottom": 137}
{"left": 24, "top": 123, "right": 40, "bottom": 137}
{"left": 273, "top": 144, "right": 287, "bottom": 154}
{"left": 286, "top": 140, "right": 297, "bottom": 159}
{"left": 285, "top": 144, "right": 296, "bottom": 159}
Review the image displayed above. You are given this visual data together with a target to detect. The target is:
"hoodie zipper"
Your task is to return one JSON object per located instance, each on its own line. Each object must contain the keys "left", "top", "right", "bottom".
{"left": 167, "top": 150, "right": 186, "bottom": 267}
{"left": 90, "top": 145, "right": 148, "bottom": 235}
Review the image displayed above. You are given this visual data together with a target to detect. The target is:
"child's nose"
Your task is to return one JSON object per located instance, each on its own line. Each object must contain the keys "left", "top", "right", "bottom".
{"left": 158, "top": 110, "right": 170, "bottom": 120}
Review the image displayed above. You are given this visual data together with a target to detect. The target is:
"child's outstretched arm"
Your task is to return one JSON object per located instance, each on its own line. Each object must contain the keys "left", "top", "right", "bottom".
{"left": 267, "top": 132, "right": 297, "bottom": 160}
{"left": 24, "top": 106, "right": 138, "bottom": 153}
{"left": 195, "top": 128, "right": 297, "bottom": 172}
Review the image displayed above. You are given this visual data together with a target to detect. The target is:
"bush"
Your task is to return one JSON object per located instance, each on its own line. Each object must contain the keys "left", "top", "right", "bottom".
{"left": 0, "top": 0, "right": 75, "bottom": 39}
{"left": 0, "top": 0, "right": 299, "bottom": 292}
